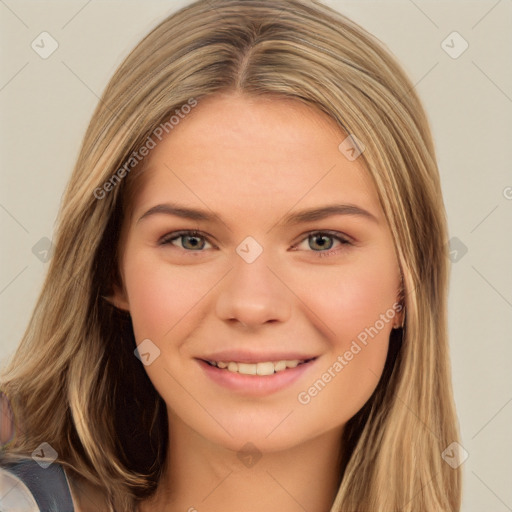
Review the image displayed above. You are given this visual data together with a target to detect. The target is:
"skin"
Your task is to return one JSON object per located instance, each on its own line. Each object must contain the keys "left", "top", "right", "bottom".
{"left": 110, "top": 92, "right": 403, "bottom": 512}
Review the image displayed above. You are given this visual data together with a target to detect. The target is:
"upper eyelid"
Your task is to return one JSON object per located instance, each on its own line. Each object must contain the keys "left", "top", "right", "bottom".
{"left": 297, "top": 230, "right": 352, "bottom": 241}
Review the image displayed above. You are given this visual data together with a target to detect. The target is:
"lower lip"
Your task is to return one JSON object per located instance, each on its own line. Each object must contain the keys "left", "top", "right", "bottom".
{"left": 197, "top": 359, "right": 317, "bottom": 396}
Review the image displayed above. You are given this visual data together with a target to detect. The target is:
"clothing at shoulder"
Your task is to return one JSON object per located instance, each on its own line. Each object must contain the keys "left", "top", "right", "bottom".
{"left": 0, "top": 458, "right": 75, "bottom": 512}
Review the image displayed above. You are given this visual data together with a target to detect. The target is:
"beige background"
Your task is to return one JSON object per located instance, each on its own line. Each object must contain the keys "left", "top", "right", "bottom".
{"left": 1, "top": 1, "right": 511, "bottom": 510}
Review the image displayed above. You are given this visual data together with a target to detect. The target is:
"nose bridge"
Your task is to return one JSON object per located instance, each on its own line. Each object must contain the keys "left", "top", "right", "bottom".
{"left": 215, "top": 244, "right": 291, "bottom": 326}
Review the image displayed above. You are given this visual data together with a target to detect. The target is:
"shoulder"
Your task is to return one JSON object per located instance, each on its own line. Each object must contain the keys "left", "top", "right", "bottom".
{"left": 0, "top": 464, "right": 39, "bottom": 511}
{"left": 0, "top": 458, "right": 75, "bottom": 511}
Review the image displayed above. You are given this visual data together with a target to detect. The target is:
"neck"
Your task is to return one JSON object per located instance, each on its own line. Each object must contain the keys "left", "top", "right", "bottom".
{"left": 142, "top": 418, "right": 343, "bottom": 512}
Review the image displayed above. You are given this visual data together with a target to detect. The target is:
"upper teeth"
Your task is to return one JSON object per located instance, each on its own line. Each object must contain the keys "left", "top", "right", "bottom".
{"left": 209, "top": 360, "right": 304, "bottom": 376}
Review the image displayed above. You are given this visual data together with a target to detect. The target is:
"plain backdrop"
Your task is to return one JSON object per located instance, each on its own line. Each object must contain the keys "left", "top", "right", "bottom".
{"left": 1, "top": 1, "right": 511, "bottom": 510}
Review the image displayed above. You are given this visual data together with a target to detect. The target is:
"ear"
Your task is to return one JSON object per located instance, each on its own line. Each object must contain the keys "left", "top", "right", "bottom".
{"left": 393, "top": 302, "right": 405, "bottom": 329}
{"left": 393, "top": 275, "right": 406, "bottom": 329}
{"left": 103, "top": 283, "right": 130, "bottom": 312}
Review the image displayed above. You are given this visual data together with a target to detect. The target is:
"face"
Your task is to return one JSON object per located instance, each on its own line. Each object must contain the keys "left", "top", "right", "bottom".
{"left": 113, "top": 93, "right": 403, "bottom": 453}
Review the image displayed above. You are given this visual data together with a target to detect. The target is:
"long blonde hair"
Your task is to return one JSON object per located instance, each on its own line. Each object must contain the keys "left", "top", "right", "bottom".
{"left": 0, "top": 1, "right": 461, "bottom": 510}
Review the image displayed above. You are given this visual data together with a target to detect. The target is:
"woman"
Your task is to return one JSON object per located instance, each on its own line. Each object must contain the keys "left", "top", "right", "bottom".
{"left": 0, "top": 0, "right": 462, "bottom": 510}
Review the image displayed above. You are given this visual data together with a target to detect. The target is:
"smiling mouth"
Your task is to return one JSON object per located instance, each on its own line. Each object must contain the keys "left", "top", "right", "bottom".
{"left": 203, "top": 358, "right": 317, "bottom": 376}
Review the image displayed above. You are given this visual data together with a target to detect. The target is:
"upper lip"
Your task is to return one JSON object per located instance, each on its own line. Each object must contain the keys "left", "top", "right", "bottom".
{"left": 198, "top": 350, "right": 318, "bottom": 364}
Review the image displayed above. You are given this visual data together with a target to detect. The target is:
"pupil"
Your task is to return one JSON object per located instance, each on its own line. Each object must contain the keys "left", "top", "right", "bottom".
{"left": 311, "top": 235, "right": 332, "bottom": 251}
{"left": 184, "top": 236, "right": 203, "bottom": 250}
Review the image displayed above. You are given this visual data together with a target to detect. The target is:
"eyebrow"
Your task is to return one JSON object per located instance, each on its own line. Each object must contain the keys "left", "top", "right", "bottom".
{"left": 136, "top": 202, "right": 378, "bottom": 225}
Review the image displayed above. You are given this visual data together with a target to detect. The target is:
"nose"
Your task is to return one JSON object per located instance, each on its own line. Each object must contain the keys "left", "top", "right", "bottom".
{"left": 215, "top": 252, "right": 292, "bottom": 328}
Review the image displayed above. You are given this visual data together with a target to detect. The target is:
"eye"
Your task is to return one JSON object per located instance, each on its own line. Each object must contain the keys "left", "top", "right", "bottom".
{"left": 158, "top": 230, "right": 351, "bottom": 255}
{"left": 294, "top": 231, "right": 352, "bottom": 256}
{"left": 159, "top": 231, "right": 213, "bottom": 251}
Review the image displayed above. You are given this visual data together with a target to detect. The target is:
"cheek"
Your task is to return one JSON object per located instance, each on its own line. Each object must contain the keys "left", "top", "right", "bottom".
{"left": 293, "top": 254, "right": 400, "bottom": 344}
{"left": 289, "top": 253, "right": 399, "bottom": 421}
{"left": 295, "top": 338, "right": 389, "bottom": 433}
{"left": 122, "top": 250, "right": 218, "bottom": 342}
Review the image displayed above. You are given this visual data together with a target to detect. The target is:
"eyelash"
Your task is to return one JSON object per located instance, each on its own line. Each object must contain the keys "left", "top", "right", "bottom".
{"left": 158, "top": 230, "right": 352, "bottom": 257}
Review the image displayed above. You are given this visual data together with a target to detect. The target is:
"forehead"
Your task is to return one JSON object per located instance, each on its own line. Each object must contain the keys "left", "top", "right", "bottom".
{"left": 127, "top": 93, "right": 381, "bottom": 223}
